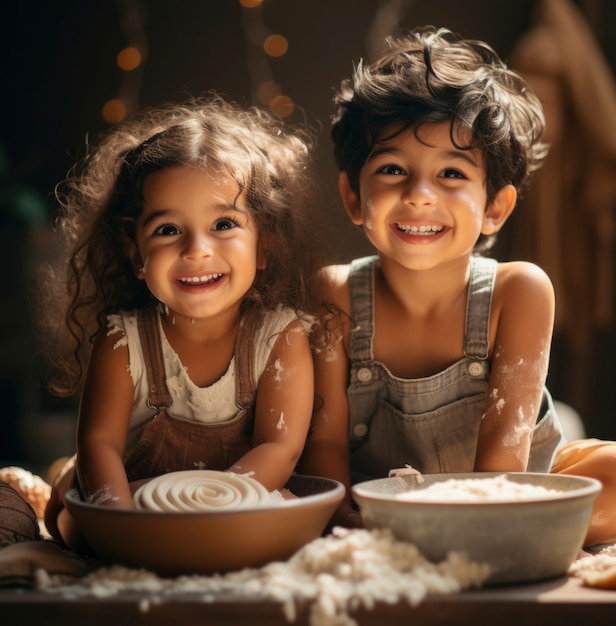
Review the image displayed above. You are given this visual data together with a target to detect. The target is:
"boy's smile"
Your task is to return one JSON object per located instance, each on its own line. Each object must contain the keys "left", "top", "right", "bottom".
{"left": 341, "top": 121, "right": 508, "bottom": 272}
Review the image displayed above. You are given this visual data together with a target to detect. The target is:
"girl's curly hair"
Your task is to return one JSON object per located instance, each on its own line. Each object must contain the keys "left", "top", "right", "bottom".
{"left": 38, "top": 95, "right": 326, "bottom": 397}
{"left": 331, "top": 26, "right": 548, "bottom": 252}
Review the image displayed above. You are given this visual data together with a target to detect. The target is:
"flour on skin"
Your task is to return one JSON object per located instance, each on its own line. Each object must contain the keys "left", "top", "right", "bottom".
{"left": 276, "top": 412, "right": 287, "bottom": 433}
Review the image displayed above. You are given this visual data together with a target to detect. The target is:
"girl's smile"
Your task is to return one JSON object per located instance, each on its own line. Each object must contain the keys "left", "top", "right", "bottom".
{"left": 132, "top": 164, "right": 260, "bottom": 323}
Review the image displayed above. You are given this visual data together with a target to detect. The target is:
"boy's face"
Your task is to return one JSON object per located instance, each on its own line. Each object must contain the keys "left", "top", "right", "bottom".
{"left": 339, "top": 121, "right": 514, "bottom": 271}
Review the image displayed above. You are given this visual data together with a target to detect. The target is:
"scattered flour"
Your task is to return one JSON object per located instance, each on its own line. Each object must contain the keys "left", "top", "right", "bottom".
{"left": 35, "top": 527, "right": 491, "bottom": 626}
{"left": 568, "top": 544, "right": 616, "bottom": 588}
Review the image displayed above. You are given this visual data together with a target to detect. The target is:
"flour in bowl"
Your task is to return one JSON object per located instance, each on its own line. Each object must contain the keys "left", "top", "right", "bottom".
{"left": 395, "top": 474, "right": 560, "bottom": 503}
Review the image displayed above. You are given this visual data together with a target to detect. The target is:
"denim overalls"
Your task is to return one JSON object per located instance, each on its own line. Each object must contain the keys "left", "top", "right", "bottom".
{"left": 347, "top": 255, "right": 564, "bottom": 483}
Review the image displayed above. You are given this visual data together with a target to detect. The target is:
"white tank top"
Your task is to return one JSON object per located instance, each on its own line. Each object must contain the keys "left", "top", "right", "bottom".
{"left": 107, "top": 307, "right": 303, "bottom": 457}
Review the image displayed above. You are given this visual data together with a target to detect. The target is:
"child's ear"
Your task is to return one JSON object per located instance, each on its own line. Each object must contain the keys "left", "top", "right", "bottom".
{"left": 338, "top": 172, "right": 363, "bottom": 225}
{"left": 482, "top": 184, "right": 517, "bottom": 235}
{"left": 127, "top": 242, "right": 146, "bottom": 279}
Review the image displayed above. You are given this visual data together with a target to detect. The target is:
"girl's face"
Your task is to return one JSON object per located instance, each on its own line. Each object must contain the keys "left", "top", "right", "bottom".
{"left": 131, "top": 164, "right": 261, "bottom": 322}
{"left": 342, "top": 121, "right": 513, "bottom": 272}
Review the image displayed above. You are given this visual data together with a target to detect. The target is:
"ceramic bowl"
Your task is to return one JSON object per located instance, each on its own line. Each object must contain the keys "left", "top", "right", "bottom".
{"left": 65, "top": 474, "right": 344, "bottom": 575}
{"left": 352, "top": 472, "right": 601, "bottom": 584}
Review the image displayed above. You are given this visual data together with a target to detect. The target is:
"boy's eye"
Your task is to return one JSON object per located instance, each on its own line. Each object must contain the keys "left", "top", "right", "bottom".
{"left": 377, "top": 164, "right": 405, "bottom": 175}
{"left": 153, "top": 223, "right": 181, "bottom": 236}
{"left": 441, "top": 168, "right": 466, "bottom": 180}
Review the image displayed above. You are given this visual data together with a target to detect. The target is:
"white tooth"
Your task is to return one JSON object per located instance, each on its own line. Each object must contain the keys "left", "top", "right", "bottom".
{"left": 182, "top": 273, "right": 223, "bottom": 284}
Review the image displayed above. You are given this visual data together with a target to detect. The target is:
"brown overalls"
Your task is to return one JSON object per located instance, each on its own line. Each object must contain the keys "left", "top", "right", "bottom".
{"left": 45, "top": 307, "right": 258, "bottom": 545}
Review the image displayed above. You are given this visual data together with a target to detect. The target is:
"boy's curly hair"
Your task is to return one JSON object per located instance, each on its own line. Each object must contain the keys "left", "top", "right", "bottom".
{"left": 331, "top": 26, "right": 548, "bottom": 251}
{"left": 38, "top": 95, "right": 325, "bottom": 397}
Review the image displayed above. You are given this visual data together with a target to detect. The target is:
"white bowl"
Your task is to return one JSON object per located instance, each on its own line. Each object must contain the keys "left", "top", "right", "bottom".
{"left": 65, "top": 474, "right": 344, "bottom": 575}
{"left": 352, "top": 472, "right": 600, "bottom": 584}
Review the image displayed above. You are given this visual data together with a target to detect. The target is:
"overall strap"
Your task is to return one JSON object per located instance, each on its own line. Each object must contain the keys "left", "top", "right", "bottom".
{"left": 137, "top": 307, "right": 172, "bottom": 411}
{"left": 463, "top": 256, "right": 497, "bottom": 360}
{"left": 348, "top": 255, "right": 379, "bottom": 362}
{"left": 234, "top": 314, "right": 257, "bottom": 409}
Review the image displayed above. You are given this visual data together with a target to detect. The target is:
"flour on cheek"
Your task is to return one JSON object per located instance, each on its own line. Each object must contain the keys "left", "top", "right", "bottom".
{"left": 364, "top": 197, "right": 376, "bottom": 231}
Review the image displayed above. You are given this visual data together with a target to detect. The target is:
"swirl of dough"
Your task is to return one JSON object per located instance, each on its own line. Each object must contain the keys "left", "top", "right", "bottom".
{"left": 133, "top": 470, "right": 283, "bottom": 512}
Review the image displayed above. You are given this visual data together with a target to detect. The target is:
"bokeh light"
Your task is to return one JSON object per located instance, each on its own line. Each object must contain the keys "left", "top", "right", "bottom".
{"left": 102, "top": 99, "right": 127, "bottom": 124}
{"left": 256, "top": 80, "right": 282, "bottom": 106}
{"left": 239, "top": 0, "right": 263, "bottom": 7}
{"left": 117, "top": 47, "right": 142, "bottom": 71}
{"left": 263, "top": 34, "right": 288, "bottom": 57}
{"left": 269, "top": 95, "right": 294, "bottom": 118}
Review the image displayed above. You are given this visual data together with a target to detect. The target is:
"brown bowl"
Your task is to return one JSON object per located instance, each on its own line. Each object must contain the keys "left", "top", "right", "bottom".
{"left": 65, "top": 474, "right": 344, "bottom": 575}
{"left": 352, "top": 472, "right": 601, "bottom": 584}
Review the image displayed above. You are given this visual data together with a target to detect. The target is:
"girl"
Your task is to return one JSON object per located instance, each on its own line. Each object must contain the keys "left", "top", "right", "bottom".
{"left": 41, "top": 96, "right": 325, "bottom": 551}
{"left": 300, "top": 27, "right": 616, "bottom": 545}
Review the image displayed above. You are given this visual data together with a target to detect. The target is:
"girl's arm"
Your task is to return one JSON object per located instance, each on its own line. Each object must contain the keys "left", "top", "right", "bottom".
{"left": 474, "top": 261, "right": 556, "bottom": 472}
{"left": 75, "top": 328, "right": 135, "bottom": 508}
{"left": 226, "top": 319, "right": 314, "bottom": 491}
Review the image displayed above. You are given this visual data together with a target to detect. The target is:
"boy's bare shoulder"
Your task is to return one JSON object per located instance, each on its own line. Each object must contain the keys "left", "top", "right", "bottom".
{"left": 319, "top": 264, "right": 352, "bottom": 311}
{"left": 494, "top": 260, "right": 555, "bottom": 306}
{"left": 495, "top": 260, "right": 553, "bottom": 286}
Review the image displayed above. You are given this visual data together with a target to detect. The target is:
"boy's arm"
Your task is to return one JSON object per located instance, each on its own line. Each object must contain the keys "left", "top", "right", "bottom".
{"left": 474, "top": 261, "right": 556, "bottom": 472}
{"left": 298, "top": 266, "right": 362, "bottom": 527}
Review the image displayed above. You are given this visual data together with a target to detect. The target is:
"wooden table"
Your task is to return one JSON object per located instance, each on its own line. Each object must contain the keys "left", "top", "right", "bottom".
{"left": 1, "top": 575, "right": 615, "bottom": 625}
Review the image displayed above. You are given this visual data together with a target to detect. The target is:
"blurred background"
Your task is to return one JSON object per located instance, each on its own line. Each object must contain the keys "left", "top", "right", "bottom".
{"left": 1, "top": 0, "right": 615, "bottom": 473}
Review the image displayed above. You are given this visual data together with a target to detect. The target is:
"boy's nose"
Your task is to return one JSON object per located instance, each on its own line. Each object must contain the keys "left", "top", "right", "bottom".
{"left": 403, "top": 177, "right": 437, "bottom": 206}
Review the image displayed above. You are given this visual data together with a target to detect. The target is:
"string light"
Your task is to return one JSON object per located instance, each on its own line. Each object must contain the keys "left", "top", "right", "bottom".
{"left": 116, "top": 46, "right": 142, "bottom": 72}
{"left": 263, "top": 34, "right": 288, "bottom": 57}
{"left": 240, "top": 0, "right": 294, "bottom": 117}
{"left": 102, "top": 99, "right": 127, "bottom": 124}
{"left": 269, "top": 95, "right": 294, "bottom": 118}
{"left": 101, "top": 0, "right": 148, "bottom": 125}
{"left": 103, "top": 2, "right": 294, "bottom": 123}
{"left": 256, "top": 80, "right": 282, "bottom": 106}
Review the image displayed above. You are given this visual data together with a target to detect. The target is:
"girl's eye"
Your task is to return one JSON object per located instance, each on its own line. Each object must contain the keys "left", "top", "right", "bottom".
{"left": 441, "top": 168, "right": 466, "bottom": 180}
{"left": 213, "top": 217, "right": 238, "bottom": 231}
{"left": 377, "top": 164, "right": 405, "bottom": 176}
{"left": 153, "top": 223, "right": 181, "bottom": 236}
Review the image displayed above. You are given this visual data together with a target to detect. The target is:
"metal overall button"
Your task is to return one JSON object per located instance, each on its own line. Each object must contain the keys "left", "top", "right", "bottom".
{"left": 353, "top": 423, "right": 369, "bottom": 437}
{"left": 357, "top": 367, "right": 372, "bottom": 382}
{"left": 468, "top": 361, "right": 484, "bottom": 377}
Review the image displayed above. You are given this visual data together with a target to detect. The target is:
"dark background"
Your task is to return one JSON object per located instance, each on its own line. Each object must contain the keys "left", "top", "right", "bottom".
{"left": 1, "top": 0, "right": 615, "bottom": 471}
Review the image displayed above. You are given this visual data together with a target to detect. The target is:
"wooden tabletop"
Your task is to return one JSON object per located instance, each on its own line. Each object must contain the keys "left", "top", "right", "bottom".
{"left": 1, "top": 575, "right": 615, "bottom": 626}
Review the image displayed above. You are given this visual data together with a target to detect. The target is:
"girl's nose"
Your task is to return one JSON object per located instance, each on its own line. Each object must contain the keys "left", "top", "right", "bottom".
{"left": 182, "top": 232, "right": 214, "bottom": 259}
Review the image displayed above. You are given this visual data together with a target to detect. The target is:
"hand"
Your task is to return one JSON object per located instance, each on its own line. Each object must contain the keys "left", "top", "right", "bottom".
{"left": 323, "top": 503, "right": 363, "bottom": 535}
